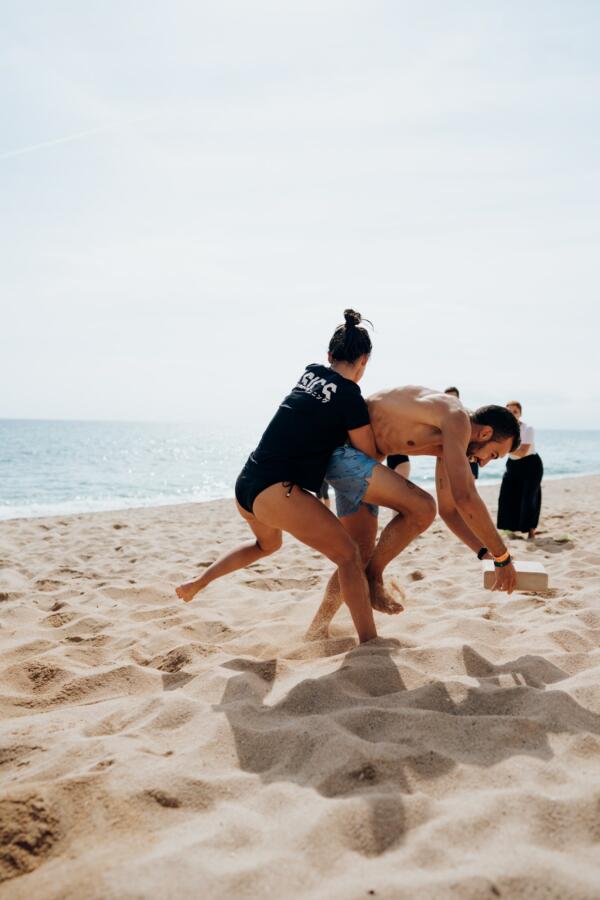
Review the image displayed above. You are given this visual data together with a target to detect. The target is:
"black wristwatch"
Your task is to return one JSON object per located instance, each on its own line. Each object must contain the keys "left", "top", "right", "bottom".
{"left": 477, "top": 547, "right": 488, "bottom": 560}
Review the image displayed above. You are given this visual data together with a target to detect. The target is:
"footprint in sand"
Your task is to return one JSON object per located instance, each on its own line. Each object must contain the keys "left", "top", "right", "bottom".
{"left": 0, "top": 744, "right": 45, "bottom": 769}
{"left": 92, "top": 758, "right": 115, "bottom": 771}
{"left": 35, "top": 579, "right": 63, "bottom": 592}
{"left": 245, "top": 575, "right": 322, "bottom": 591}
{"left": 141, "top": 777, "right": 218, "bottom": 812}
{"left": 3, "top": 661, "right": 69, "bottom": 694}
{"left": 153, "top": 649, "right": 192, "bottom": 673}
{"left": 146, "top": 789, "right": 181, "bottom": 808}
{"left": 44, "top": 611, "right": 77, "bottom": 628}
{"left": 0, "top": 793, "right": 60, "bottom": 882}
{"left": 130, "top": 606, "right": 183, "bottom": 623}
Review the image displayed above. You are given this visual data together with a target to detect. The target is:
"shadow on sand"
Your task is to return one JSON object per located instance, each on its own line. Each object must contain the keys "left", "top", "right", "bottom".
{"left": 215, "top": 642, "right": 600, "bottom": 856}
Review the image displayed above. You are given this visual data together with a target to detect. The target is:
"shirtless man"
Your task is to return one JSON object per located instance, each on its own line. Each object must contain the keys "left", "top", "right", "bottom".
{"left": 306, "top": 386, "right": 521, "bottom": 639}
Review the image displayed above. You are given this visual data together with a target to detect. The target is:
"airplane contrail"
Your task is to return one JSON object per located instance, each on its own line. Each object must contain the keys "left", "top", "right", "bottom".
{"left": 0, "top": 115, "right": 155, "bottom": 161}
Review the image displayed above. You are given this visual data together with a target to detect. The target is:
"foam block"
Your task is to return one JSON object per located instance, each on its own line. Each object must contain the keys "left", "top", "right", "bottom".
{"left": 482, "top": 560, "right": 548, "bottom": 592}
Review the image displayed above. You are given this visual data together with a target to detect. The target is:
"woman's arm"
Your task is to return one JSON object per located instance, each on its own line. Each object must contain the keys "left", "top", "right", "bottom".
{"left": 347, "top": 424, "right": 385, "bottom": 461}
{"left": 509, "top": 443, "right": 531, "bottom": 459}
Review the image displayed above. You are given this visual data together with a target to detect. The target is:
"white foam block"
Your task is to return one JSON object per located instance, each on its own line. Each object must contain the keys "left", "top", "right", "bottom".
{"left": 482, "top": 560, "right": 548, "bottom": 591}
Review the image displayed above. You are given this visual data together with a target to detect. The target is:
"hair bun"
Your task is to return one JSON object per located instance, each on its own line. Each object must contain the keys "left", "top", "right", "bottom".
{"left": 343, "top": 309, "right": 362, "bottom": 328}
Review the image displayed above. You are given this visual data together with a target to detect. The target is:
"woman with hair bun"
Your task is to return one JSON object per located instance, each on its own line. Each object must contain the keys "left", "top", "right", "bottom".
{"left": 176, "top": 310, "right": 380, "bottom": 643}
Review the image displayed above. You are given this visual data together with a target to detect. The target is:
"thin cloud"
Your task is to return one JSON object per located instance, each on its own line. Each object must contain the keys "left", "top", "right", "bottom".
{"left": 0, "top": 115, "right": 155, "bottom": 161}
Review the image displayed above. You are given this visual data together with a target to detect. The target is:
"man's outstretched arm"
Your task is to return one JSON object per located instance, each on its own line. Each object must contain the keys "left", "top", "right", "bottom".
{"left": 439, "top": 413, "right": 516, "bottom": 592}
{"left": 435, "top": 458, "right": 488, "bottom": 554}
{"left": 440, "top": 414, "right": 505, "bottom": 554}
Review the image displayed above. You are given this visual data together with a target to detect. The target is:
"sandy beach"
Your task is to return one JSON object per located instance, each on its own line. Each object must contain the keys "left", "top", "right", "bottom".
{"left": 1, "top": 475, "right": 600, "bottom": 899}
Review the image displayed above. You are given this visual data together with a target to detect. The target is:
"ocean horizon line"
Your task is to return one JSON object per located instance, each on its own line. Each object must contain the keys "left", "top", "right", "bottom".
{"left": 2, "top": 470, "right": 598, "bottom": 523}
{"left": 2, "top": 416, "right": 600, "bottom": 433}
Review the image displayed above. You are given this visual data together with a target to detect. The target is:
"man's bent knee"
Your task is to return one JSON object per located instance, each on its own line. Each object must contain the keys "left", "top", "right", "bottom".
{"left": 416, "top": 494, "right": 437, "bottom": 529}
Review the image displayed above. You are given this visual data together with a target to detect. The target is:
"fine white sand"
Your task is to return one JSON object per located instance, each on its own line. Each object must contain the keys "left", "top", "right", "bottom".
{"left": 1, "top": 476, "right": 600, "bottom": 899}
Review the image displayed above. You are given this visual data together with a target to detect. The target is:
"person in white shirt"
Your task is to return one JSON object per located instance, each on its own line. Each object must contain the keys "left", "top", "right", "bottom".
{"left": 496, "top": 401, "right": 544, "bottom": 539}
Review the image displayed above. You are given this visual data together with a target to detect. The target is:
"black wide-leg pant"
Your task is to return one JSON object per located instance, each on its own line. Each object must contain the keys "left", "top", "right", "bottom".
{"left": 497, "top": 453, "right": 543, "bottom": 533}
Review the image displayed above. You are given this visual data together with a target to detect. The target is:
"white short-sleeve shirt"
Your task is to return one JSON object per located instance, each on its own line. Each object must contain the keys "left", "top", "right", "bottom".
{"left": 510, "top": 421, "right": 536, "bottom": 459}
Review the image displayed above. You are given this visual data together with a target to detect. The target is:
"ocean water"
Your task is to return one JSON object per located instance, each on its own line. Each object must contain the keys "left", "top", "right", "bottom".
{"left": 1, "top": 419, "right": 599, "bottom": 521}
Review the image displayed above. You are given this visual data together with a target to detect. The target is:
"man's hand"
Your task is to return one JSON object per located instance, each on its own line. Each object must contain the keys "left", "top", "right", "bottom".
{"left": 492, "top": 561, "right": 517, "bottom": 594}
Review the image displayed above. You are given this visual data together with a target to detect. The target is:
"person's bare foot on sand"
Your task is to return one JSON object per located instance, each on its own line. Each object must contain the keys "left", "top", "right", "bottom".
{"left": 368, "top": 577, "right": 404, "bottom": 615}
{"left": 176, "top": 579, "right": 204, "bottom": 602}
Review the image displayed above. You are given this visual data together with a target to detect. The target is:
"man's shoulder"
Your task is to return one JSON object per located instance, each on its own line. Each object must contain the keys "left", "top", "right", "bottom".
{"left": 433, "top": 396, "right": 470, "bottom": 433}
{"left": 368, "top": 384, "right": 430, "bottom": 403}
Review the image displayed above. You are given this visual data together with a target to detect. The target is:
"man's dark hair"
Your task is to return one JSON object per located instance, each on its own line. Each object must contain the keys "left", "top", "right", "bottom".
{"left": 471, "top": 405, "right": 521, "bottom": 452}
{"left": 445, "top": 386, "right": 460, "bottom": 397}
{"left": 328, "top": 309, "right": 373, "bottom": 363}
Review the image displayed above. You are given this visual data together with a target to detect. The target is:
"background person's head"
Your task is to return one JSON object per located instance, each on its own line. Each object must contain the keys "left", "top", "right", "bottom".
{"left": 468, "top": 405, "right": 521, "bottom": 466}
{"left": 328, "top": 309, "right": 372, "bottom": 381}
{"left": 445, "top": 386, "right": 460, "bottom": 398}
{"left": 506, "top": 400, "right": 522, "bottom": 420}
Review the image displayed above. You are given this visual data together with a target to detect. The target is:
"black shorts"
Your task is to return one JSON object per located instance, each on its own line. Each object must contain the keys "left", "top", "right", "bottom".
{"left": 387, "top": 454, "right": 409, "bottom": 469}
{"left": 235, "top": 458, "right": 290, "bottom": 514}
{"left": 235, "top": 455, "right": 300, "bottom": 513}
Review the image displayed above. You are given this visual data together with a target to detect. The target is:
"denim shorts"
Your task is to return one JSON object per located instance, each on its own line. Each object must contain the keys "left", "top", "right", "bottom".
{"left": 325, "top": 446, "right": 379, "bottom": 518}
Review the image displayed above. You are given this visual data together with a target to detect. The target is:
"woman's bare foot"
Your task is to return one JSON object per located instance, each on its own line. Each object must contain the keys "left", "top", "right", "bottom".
{"left": 528, "top": 529, "right": 536, "bottom": 540}
{"left": 368, "top": 577, "right": 404, "bottom": 615}
{"left": 175, "top": 580, "right": 204, "bottom": 602}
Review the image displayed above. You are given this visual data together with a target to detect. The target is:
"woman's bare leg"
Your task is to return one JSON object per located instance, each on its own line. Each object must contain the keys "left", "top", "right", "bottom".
{"left": 176, "top": 502, "right": 282, "bottom": 602}
{"left": 253, "top": 484, "right": 376, "bottom": 643}
{"left": 305, "top": 504, "right": 378, "bottom": 640}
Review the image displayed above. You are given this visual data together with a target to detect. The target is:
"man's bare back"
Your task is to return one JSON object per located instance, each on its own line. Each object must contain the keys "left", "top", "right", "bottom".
{"left": 368, "top": 386, "right": 466, "bottom": 458}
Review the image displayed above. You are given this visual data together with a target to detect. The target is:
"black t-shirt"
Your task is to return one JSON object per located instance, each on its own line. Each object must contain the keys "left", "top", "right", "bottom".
{"left": 250, "top": 363, "right": 370, "bottom": 492}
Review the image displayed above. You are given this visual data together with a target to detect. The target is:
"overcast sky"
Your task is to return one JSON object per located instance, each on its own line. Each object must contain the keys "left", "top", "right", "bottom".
{"left": 2, "top": 1, "right": 599, "bottom": 428}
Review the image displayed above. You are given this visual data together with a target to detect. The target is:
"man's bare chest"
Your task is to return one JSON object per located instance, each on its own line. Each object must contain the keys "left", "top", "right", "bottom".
{"left": 370, "top": 409, "right": 442, "bottom": 456}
